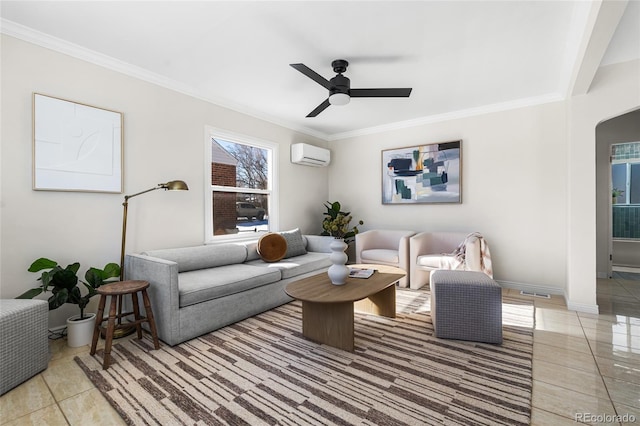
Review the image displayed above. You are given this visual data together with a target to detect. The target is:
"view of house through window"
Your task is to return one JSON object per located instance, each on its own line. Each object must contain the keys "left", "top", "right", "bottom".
{"left": 611, "top": 142, "right": 640, "bottom": 239}
{"left": 210, "top": 138, "right": 271, "bottom": 236}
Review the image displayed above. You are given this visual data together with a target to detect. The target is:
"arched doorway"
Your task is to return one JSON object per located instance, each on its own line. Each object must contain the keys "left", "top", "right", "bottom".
{"left": 595, "top": 108, "right": 640, "bottom": 278}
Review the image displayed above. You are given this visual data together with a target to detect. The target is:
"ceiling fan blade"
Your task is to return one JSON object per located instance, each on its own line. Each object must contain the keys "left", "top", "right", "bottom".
{"left": 306, "top": 99, "right": 331, "bottom": 117}
{"left": 290, "top": 63, "right": 332, "bottom": 90}
{"left": 350, "top": 88, "right": 412, "bottom": 97}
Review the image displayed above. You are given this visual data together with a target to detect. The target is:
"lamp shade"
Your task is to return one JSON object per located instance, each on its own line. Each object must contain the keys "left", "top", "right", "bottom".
{"left": 163, "top": 180, "right": 189, "bottom": 191}
{"left": 329, "top": 93, "right": 350, "bottom": 106}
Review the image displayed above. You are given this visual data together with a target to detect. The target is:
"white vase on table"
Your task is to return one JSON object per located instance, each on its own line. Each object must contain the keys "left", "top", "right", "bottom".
{"left": 328, "top": 238, "right": 349, "bottom": 285}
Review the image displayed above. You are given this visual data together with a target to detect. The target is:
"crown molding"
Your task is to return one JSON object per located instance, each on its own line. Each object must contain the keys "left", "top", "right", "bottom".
{"left": 1, "top": 18, "right": 567, "bottom": 144}
{"left": 327, "top": 93, "right": 565, "bottom": 141}
{"left": 0, "top": 18, "right": 330, "bottom": 141}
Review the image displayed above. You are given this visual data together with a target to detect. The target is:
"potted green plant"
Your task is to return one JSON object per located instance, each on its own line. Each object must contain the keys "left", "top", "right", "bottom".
{"left": 321, "top": 201, "right": 364, "bottom": 243}
{"left": 17, "top": 258, "right": 120, "bottom": 347}
{"left": 612, "top": 188, "right": 625, "bottom": 204}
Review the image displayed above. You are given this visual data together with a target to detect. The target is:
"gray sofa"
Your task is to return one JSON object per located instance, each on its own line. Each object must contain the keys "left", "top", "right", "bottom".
{"left": 125, "top": 234, "right": 332, "bottom": 346}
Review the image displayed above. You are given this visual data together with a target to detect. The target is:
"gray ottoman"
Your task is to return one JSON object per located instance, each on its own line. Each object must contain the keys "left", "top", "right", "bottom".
{"left": 430, "top": 270, "right": 503, "bottom": 344}
{"left": 0, "top": 299, "right": 49, "bottom": 395}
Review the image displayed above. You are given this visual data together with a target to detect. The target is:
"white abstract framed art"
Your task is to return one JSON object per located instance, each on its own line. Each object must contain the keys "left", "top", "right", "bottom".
{"left": 33, "top": 93, "right": 123, "bottom": 193}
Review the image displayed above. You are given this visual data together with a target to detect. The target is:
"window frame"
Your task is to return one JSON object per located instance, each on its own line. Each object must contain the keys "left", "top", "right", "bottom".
{"left": 204, "top": 126, "right": 279, "bottom": 243}
{"left": 612, "top": 159, "right": 640, "bottom": 205}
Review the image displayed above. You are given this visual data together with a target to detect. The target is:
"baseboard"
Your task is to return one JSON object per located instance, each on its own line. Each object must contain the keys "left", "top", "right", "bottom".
{"left": 498, "top": 280, "right": 599, "bottom": 314}
{"left": 597, "top": 271, "right": 609, "bottom": 279}
{"left": 565, "top": 298, "right": 599, "bottom": 314}
{"left": 613, "top": 265, "right": 640, "bottom": 273}
{"left": 496, "top": 280, "right": 564, "bottom": 296}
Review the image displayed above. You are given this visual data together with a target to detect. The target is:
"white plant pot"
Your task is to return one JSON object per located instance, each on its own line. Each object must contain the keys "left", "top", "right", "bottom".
{"left": 328, "top": 238, "right": 349, "bottom": 285}
{"left": 66, "top": 313, "right": 96, "bottom": 347}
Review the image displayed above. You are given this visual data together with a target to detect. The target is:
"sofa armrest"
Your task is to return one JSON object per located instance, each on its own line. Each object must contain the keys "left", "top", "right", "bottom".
{"left": 464, "top": 235, "right": 482, "bottom": 272}
{"left": 409, "top": 232, "right": 433, "bottom": 288}
{"left": 398, "top": 233, "right": 413, "bottom": 277}
{"left": 409, "top": 232, "right": 436, "bottom": 259}
{"left": 125, "top": 253, "right": 180, "bottom": 345}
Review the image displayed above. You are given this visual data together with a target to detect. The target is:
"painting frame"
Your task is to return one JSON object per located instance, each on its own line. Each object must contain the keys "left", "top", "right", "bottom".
{"left": 32, "top": 93, "right": 123, "bottom": 193}
{"left": 382, "top": 140, "right": 462, "bottom": 204}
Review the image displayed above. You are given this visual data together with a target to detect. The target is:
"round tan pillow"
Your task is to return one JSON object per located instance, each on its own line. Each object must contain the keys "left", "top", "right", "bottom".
{"left": 257, "top": 233, "right": 288, "bottom": 262}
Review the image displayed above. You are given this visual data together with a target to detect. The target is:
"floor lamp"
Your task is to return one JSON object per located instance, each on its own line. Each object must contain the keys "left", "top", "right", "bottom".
{"left": 110, "top": 180, "right": 188, "bottom": 339}
{"left": 120, "top": 180, "right": 189, "bottom": 280}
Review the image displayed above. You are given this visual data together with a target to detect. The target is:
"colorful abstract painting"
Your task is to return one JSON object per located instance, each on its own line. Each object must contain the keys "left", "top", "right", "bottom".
{"left": 382, "top": 140, "right": 461, "bottom": 204}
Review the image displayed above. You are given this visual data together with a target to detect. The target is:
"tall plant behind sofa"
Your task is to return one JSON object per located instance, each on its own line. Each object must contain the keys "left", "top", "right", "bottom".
{"left": 321, "top": 201, "right": 363, "bottom": 263}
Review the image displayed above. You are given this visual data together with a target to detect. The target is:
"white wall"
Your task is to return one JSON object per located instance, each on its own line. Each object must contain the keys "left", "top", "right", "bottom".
{"left": 567, "top": 59, "right": 640, "bottom": 312}
{"left": 0, "top": 35, "right": 328, "bottom": 327}
{"left": 328, "top": 102, "right": 568, "bottom": 293}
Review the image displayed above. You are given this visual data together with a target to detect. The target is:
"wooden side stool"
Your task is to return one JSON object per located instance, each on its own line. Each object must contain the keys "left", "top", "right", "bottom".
{"left": 90, "top": 280, "right": 160, "bottom": 369}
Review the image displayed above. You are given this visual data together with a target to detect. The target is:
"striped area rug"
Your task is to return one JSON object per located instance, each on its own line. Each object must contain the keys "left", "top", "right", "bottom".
{"left": 75, "top": 288, "right": 534, "bottom": 425}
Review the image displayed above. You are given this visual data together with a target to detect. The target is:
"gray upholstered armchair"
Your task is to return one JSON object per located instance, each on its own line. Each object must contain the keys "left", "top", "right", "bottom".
{"left": 409, "top": 231, "right": 491, "bottom": 290}
{"left": 355, "top": 229, "right": 415, "bottom": 287}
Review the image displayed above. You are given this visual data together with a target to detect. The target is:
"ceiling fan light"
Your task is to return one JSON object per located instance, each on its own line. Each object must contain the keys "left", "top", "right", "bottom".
{"left": 329, "top": 93, "right": 350, "bottom": 106}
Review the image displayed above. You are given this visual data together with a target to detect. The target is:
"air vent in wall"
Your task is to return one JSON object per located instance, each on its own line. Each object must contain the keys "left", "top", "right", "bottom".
{"left": 520, "top": 290, "right": 551, "bottom": 299}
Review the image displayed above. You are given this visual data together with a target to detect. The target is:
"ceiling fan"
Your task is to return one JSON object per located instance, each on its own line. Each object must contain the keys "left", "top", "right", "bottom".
{"left": 290, "top": 59, "right": 412, "bottom": 117}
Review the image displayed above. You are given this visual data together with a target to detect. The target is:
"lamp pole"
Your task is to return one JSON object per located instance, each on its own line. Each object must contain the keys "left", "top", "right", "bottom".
{"left": 119, "top": 180, "right": 188, "bottom": 281}
{"left": 111, "top": 180, "right": 188, "bottom": 339}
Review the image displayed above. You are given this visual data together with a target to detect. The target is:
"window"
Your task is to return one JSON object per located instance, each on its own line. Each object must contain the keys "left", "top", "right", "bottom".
{"left": 612, "top": 163, "right": 640, "bottom": 205}
{"left": 204, "top": 127, "right": 278, "bottom": 242}
{"left": 611, "top": 142, "right": 640, "bottom": 240}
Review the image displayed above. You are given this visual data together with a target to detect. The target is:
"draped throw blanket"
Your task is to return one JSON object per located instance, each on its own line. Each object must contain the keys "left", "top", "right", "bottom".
{"left": 443, "top": 232, "right": 493, "bottom": 277}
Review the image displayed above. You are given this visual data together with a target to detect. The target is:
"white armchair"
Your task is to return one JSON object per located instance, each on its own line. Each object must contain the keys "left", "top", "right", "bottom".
{"left": 355, "top": 229, "right": 416, "bottom": 287}
{"left": 409, "top": 231, "right": 491, "bottom": 290}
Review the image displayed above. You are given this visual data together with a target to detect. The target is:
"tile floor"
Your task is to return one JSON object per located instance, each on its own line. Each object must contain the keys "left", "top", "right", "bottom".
{"left": 1, "top": 275, "right": 639, "bottom": 425}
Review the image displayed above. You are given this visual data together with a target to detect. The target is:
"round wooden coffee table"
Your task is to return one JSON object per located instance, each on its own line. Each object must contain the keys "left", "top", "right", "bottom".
{"left": 285, "top": 264, "right": 405, "bottom": 351}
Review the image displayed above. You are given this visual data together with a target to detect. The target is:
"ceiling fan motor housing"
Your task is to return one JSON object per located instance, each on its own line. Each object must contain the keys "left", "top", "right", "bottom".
{"left": 330, "top": 74, "right": 350, "bottom": 95}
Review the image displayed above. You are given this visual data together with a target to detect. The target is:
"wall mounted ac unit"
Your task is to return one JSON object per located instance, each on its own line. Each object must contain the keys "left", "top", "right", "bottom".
{"left": 291, "top": 143, "right": 331, "bottom": 167}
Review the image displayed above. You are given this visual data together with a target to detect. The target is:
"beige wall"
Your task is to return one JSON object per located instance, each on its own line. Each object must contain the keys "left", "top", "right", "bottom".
{"left": 0, "top": 35, "right": 328, "bottom": 327}
{"left": 328, "top": 102, "right": 569, "bottom": 293}
{"left": 327, "top": 59, "right": 640, "bottom": 312}
{"left": 566, "top": 59, "right": 640, "bottom": 311}
{"left": 1, "top": 34, "right": 639, "bottom": 327}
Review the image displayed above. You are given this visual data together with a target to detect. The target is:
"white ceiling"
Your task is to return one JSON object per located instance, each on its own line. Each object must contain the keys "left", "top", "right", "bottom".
{"left": 1, "top": 1, "right": 638, "bottom": 140}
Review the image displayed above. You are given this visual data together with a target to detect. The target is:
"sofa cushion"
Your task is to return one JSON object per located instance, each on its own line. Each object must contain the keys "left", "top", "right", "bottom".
{"left": 241, "top": 241, "right": 261, "bottom": 261}
{"left": 278, "top": 228, "right": 307, "bottom": 258}
{"left": 416, "top": 254, "right": 458, "bottom": 269}
{"left": 178, "top": 264, "right": 281, "bottom": 308}
{"left": 143, "top": 244, "right": 247, "bottom": 272}
{"left": 361, "top": 249, "right": 399, "bottom": 264}
{"left": 246, "top": 252, "right": 331, "bottom": 279}
{"left": 304, "top": 235, "right": 333, "bottom": 253}
{"left": 257, "top": 233, "right": 288, "bottom": 262}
